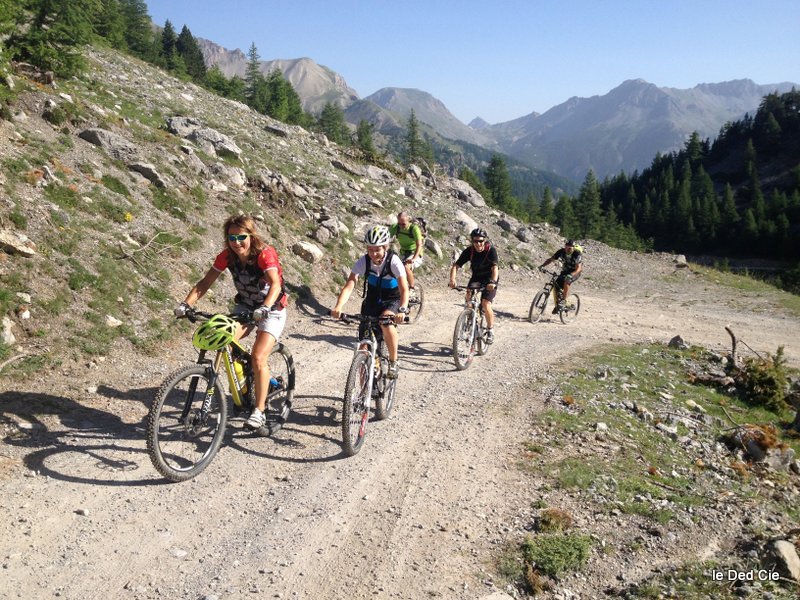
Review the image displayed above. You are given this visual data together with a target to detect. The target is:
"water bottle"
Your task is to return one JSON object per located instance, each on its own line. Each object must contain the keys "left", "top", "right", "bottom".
{"left": 268, "top": 376, "right": 281, "bottom": 393}
{"left": 233, "top": 360, "right": 248, "bottom": 394}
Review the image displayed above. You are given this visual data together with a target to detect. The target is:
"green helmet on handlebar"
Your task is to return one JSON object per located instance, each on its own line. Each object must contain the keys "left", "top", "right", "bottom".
{"left": 191, "top": 314, "right": 238, "bottom": 350}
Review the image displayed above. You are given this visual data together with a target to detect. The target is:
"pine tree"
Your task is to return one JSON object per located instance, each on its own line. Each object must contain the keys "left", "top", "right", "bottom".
{"left": 539, "top": 186, "right": 555, "bottom": 223}
{"left": 176, "top": 25, "right": 206, "bottom": 82}
{"left": 484, "top": 154, "right": 514, "bottom": 212}
{"left": 403, "top": 109, "right": 423, "bottom": 165}
{"left": 8, "top": 0, "right": 97, "bottom": 76}
{"left": 265, "top": 69, "right": 289, "bottom": 121}
{"left": 356, "top": 119, "right": 377, "bottom": 162}
{"left": 95, "top": 0, "right": 127, "bottom": 50}
{"left": 203, "top": 64, "right": 230, "bottom": 96}
{"left": 160, "top": 20, "right": 178, "bottom": 70}
{"left": 119, "top": 0, "right": 152, "bottom": 60}
{"left": 244, "top": 42, "right": 264, "bottom": 108}
{"left": 574, "top": 169, "right": 602, "bottom": 239}
{"left": 554, "top": 196, "right": 578, "bottom": 238}
{"left": 318, "top": 102, "right": 347, "bottom": 144}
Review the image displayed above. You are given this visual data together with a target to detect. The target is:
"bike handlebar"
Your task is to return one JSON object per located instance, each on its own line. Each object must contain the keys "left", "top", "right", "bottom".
{"left": 452, "top": 284, "right": 488, "bottom": 292}
{"left": 334, "top": 312, "right": 409, "bottom": 325}
{"left": 179, "top": 307, "right": 256, "bottom": 324}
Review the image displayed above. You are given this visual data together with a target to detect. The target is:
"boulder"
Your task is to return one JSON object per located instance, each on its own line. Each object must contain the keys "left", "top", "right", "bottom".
{"left": 454, "top": 210, "right": 478, "bottom": 234}
{"left": 425, "top": 238, "right": 443, "bottom": 259}
{"left": 516, "top": 227, "right": 536, "bottom": 243}
{"left": 0, "top": 230, "right": 37, "bottom": 257}
{"left": 165, "top": 116, "right": 202, "bottom": 138}
{"left": 1, "top": 316, "right": 16, "bottom": 345}
{"left": 767, "top": 540, "right": 800, "bottom": 583}
{"left": 187, "top": 127, "right": 242, "bottom": 159}
{"left": 292, "top": 241, "right": 324, "bottom": 263}
{"left": 497, "top": 218, "right": 514, "bottom": 232}
{"left": 331, "top": 159, "right": 366, "bottom": 178}
{"left": 78, "top": 128, "right": 139, "bottom": 162}
{"left": 128, "top": 162, "right": 166, "bottom": 188}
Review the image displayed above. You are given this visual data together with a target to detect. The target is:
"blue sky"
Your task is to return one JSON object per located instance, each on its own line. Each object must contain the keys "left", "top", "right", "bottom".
{"left": 145, "top": 0, "right": 800, "bottom": 124}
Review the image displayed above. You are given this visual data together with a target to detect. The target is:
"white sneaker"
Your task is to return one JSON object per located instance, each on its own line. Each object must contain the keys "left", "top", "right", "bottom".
{"left": 245, "top": 408, "right": 266, "bottom": 430}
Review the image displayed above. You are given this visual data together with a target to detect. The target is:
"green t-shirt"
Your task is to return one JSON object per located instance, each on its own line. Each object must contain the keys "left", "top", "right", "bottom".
{"left": 390, "top": 223, "right": 423, "bottom": 253}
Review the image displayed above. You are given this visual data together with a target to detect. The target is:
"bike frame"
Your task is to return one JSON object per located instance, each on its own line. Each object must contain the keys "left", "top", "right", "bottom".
{"left": 459, "top": 286, "right": 485, "bottom": 343}
{"left": 351, "top": 334, "right": 378, "bottom": 414}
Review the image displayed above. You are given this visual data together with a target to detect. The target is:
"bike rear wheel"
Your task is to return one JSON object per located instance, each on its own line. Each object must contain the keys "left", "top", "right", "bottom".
{"left": 147, "top": 365, "right": 227, "bottom": 482}
{"left": 406, "top": 283, "right": 424, "bottom": 323}
{"left": 560, "top": 293, "right": 581, "bottom": 324}
{"left": 528, "top": 290, "right": 548, "bottom": 323}
{"left": 452, "top": 309, "right": 476, "bottom": 370}
{"left": 342, "top": 351, "right": 371, "bottom": 456}
{"left": 374, "top": 340, "right": 396, "bottom": 420}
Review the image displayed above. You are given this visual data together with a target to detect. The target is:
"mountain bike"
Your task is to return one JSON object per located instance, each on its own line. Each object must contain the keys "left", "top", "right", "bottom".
{"left": 528, "top": 269, "right": 581, "bottom": 325}
{"left": 337, "top": 313, "right": 400, "bottom": 456}
{"left": 451, "top": 284, "right": 491, "bottom": 370}
{"left": 146, "top": 308, "right": 295, "bottom": 482}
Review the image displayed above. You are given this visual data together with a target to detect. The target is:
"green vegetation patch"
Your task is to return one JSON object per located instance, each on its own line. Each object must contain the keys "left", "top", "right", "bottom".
{"left": 522, "top": 533, "right": 592, "bottom": 578}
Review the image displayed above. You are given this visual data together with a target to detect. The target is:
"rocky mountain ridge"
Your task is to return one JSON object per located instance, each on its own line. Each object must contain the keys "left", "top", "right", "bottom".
{"left": 196, "top": 36, "right": 797, "bottom": 180}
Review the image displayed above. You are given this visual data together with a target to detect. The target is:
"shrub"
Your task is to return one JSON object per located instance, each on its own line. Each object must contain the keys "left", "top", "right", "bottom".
{"left": 740, "top": 347, "right": 789, "bottom": 412}
{"left": 521, "top": 533, "right": 592, "bottom": 579}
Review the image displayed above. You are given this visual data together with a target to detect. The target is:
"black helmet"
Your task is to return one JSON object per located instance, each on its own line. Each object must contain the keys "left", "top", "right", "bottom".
{"left": 564, "top": 239, "right": 575, "bottom": 246}
{"left": 470, "top": 227, "right": 488, "bottom": 239}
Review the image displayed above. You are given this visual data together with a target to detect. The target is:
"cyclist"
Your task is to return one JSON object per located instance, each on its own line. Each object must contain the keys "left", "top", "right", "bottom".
{"left": 331, "top": 225, "right": 409, "bottom": 379}
{"left": 539, "top": 239, "right": 582, "bottom": 313}
{"left": 448, "top": 227, "right": 499, "bottom": 344}
{"left": 389, "top": 211, "right": 423, "bottom": 289}
{"left": 174, "top": 215, "right": 288, "bottom": 431}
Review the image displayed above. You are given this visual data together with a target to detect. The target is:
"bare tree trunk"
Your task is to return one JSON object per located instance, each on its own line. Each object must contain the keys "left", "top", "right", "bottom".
{"left": 725, "top": 325, "right": 737, "bottom": 365}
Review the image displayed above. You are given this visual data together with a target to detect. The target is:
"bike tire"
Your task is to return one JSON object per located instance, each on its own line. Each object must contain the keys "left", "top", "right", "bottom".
{"left": 342, "top": 351, "right": 371, "bottom": 456}
{"left": 146, "top": 364, "right": 227, "bottom": 482}
{"left": 263, "top": 343, "right": 296, "bottom": 434}
{"left": 528, "top": 290, "right": 548, "bottom": 324}
{"left": 406, "top": 283, "right": 424, "bottom": 324}
{"left": 452, "top": 309, "right": 475, "bottom": 371}
{"left": 374, "top": 340, "right": 395, "bottom": 420}
{"left": 476, "top": 312, "right": 489, "bottom": 356}
{"left": 560, "top": 293, "right": 581, "bottom": 324}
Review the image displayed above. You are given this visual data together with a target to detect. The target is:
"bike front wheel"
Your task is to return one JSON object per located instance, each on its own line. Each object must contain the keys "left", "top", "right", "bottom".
{"left": 452, "top": 309, "right": 476, "bottom": 370}
{"left": 264, "top": 343, "right": 296, "bottom": 434}
{"left": 528, "top": 290, "right": 548, "bottom": 323}
{"left": 406, "top": 283, "right": 424, "bottom": 323}
{"left": 146, "top": 364, "right": 228, "bottom": 482}
{"left": 476, "top": 312, "right": 489, "bottom": 356}
{"left": 342, "top": 351, "right": 371, "bottom": 456}
{"left": 374, "top": 340, "right": 396, "bottom": 420}
{"left": 560, "top": 293, "right": 581, "bottom": 324}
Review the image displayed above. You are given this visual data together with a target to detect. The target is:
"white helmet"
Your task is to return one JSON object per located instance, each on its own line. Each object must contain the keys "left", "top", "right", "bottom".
{"left": 364, "top": 225, "right": 391, "bottom": 246}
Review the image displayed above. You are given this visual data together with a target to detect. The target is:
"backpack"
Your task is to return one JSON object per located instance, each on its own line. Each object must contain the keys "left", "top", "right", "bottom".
{"left": 413, "top": 217, "right": 428, "bottom": 238}
{"left": 362, "top": 250, "right": 398, "bottom": 298}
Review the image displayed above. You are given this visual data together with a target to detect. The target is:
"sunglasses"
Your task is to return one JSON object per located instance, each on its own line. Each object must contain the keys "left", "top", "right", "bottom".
{"left": 228, "top": 234, "right": 250, "bottom": 242}
{"left": 472, "top": 239, "right": 486, "bottom": 244}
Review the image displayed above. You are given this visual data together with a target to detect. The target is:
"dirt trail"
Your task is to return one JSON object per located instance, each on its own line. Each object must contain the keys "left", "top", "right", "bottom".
{"left": 1, "top": 263, "right": 798, "bottom": 600}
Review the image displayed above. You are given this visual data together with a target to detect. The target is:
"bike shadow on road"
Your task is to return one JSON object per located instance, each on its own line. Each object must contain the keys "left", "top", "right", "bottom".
{"left": 493, "top": 308, "right": 531, "bottom": 323}
{"left": 226, "top": 394, "right": 358, "bottom": 462}
{"left": 397, "top": 341, "right": 455, "bottom": 373}
{"left": 0, "top": 390, "right": 162, "bottom": 487}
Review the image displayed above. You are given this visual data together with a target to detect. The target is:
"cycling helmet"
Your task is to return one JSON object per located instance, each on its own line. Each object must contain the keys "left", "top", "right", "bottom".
{"left": 192, "top": 314, "right": 238, "bottom": 350}
{"left": 364, "top": 225, "right": 392, "bottom": 246}
{"left": 470, "top": 227, "right": 488, "bottom": 239}
{"left": 565, "top": 239, "right": 575, "bottom": 246}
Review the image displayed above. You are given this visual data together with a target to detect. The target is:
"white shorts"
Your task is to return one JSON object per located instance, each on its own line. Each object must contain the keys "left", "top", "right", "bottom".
{"left": 235, "top": 305, "right": 287, "bottom": 341}
{"left": 399, "top": 251, "right": 423, "bottom": 269}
